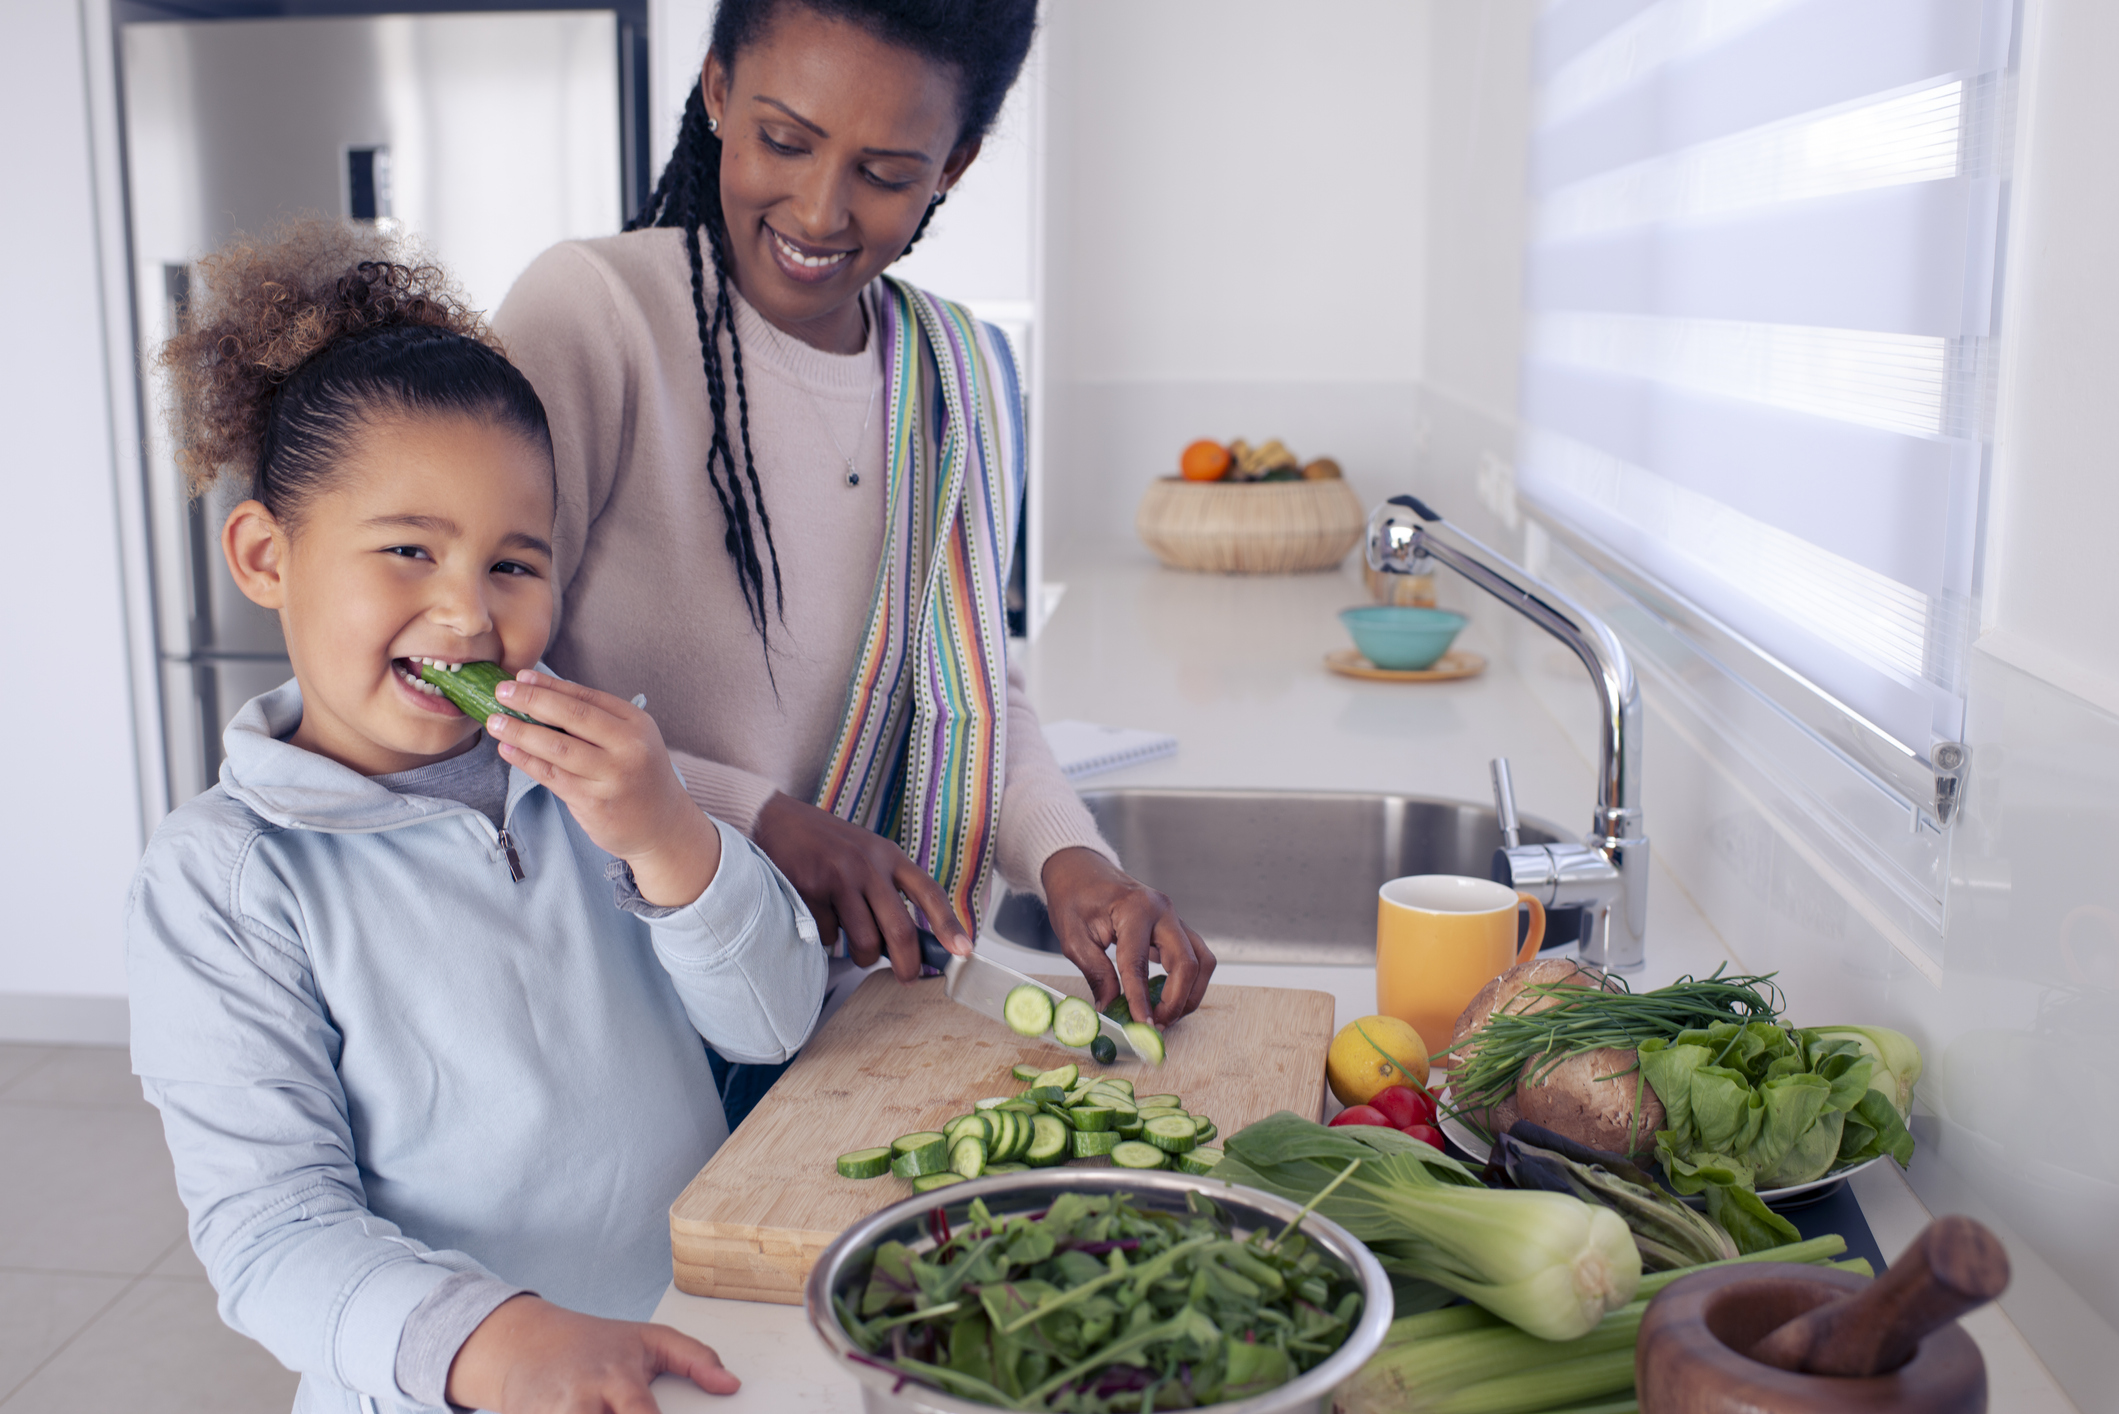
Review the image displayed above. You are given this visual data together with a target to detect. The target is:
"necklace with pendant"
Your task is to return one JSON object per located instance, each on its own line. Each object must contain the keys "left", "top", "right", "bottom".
{"left": 760, "top": 295, "right": 880, "bottom": 487}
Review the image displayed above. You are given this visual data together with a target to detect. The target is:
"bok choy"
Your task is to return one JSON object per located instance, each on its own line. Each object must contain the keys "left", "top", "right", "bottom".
{"left": 1218, "top": 1113, "right": 1639, "bottom": 1341}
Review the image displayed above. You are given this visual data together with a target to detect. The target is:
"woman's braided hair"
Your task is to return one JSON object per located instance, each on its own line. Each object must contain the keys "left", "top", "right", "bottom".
{"left": 628, "top": 0, "right": 1036, "bottom": 648}
{"left": 159, "top": 217, "right": 549, "bottom": 522}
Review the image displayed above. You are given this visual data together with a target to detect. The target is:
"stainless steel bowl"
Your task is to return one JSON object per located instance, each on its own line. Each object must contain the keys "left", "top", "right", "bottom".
{"left": 804, "top": 1169, "right": 1393, "bottom": 1414}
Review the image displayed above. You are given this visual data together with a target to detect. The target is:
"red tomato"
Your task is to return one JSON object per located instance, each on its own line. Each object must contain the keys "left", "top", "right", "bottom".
{"left": 1370, "top": 1085, "right": 1438, "bottom": 1129}
{"left": 1401, "top": 1123, "right": 1446, "bottom": 1150}
{"left": 1328, "top": 1105, "right": 1392, "bottom": 1128}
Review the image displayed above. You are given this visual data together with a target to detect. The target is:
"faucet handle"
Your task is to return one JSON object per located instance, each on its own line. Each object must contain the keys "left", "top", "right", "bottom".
{"left": 1490, "top": 758, "right": 1521, "bottom": 849}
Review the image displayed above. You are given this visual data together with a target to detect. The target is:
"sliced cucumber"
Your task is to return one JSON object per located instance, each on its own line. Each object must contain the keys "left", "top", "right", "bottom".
{"left": 1069, "top": 1106, "right": 1115, "bottom": 1132}
{"left": 974, "top": 1096, "right": 1011, "bottom": 1110}
{"left": 889, "top": 1132, "right": 947, "bottom": 1176}
{"left": 836, "top": 1147, "right": 892, "bottom": 1180}
{"left": 1137, "top": 1106, "right": 1185, "bottom": 1123}
{"left": 949, "top": 1135, "right": 987, "bottom": 1179}
{"left": 1089, "top": 1034, "right": 1118, "bottom": 1065}
{"left": 1071, "top": 1130, "right": 1120, "bottom": 1158}
{"left": 1124, "top": 1023, "right": 1166, "bottom": 1066}
{"left": 987, "top": 1112, "right": 1019, "bottom": 1162}
{"left": 987, "top": 1161, "right": 1031, "bottom": 1174}
{"left": 1178, "top": 1147, "right": 1224, "bottom": 1176}
{"left": 1031, "top": 1063, "right": 1079, "bottom": 1090}
{"left": 1011, "top": 1063, "right": 1043, "bottom": 1083}
{"left": 1138, "top": 1094, "right": 1184, "bottom": 1109}
{"left": 1143, "top": 1115, "right": 1197, "bottom": 1153}
{"left": 1192, "top": 1118, "right": 1218, "bottom": 1144}
{"left": 943, "top": 1115, "right": 983, "bottom": 1145}
{"left": 997, "top": 1099, "right": 1039, "bottom": 1115}
{"left": 1019, "top": 1085, "right": 1068, "bottom": 1105}
{"left": 1100, "top": 1078, "right": 1136, "bottom": 1096}
{"left": 1052, "top": 996, "right": 1101, "bottom": 1049}
{"left": 1026, "top": 1113, "right": 1070, "bottom": 1166}
{"left": 1111, "top": 1139, "right": 1168, "bottom": 1169}
{"left": 1003, "top": 984, "right": 1054, "bottom": 1037}
{"left": 913, "top": 1171, "right": 966, "bottom": 1193}
{"left": 1116, "top": 1118, "right": 1145, "bottom": 1139}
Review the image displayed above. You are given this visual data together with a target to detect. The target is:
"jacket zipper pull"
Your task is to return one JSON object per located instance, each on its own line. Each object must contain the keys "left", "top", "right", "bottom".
{"left": 496, "top": 827, "right": 525, "bottom": 882}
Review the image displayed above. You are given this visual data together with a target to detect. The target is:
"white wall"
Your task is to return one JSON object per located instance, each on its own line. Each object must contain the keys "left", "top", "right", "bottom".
{"left": 0, "top": 0, "right": 145, "bottom": 1041}
{"left": 1976, "top": 0, "right": 2119, "bottom": 715}
{"left": 1039, "top": 0, "right": 1432, "bottom": 561}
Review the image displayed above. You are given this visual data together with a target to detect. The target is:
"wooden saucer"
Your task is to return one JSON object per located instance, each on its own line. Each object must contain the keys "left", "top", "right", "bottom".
{"left": 1325, "top": 648, "right": 1486, "bottom": 682}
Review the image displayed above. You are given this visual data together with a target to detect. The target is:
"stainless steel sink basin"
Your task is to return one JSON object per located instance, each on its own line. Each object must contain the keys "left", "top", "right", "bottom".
{"left": 991, "top": 788, "right": 1584, "bottom": 965}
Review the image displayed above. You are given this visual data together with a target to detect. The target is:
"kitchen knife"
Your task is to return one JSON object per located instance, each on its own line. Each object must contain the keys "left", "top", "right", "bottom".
{"left": 916, "top": 932, "right": 1146, "bottom": 1060}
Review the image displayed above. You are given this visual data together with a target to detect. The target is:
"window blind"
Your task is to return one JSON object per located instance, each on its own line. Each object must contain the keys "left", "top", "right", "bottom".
{"left": 1517, "top": 0, "right": 2012, "bottom": 762}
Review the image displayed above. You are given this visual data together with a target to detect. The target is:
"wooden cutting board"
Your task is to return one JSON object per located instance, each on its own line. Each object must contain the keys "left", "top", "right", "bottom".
{"left": 669, "top": 970, "right": 1334, "bottom": 1304}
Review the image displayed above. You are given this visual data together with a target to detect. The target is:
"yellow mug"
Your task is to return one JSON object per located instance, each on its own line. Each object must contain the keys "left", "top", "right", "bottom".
{"left": 1376, "top": 875, "right": 1546, "bottom": 1060}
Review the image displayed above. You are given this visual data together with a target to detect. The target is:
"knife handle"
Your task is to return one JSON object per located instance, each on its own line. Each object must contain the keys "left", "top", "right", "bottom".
{"left": 917, "top": 930, "right": 953, "bottom": 973}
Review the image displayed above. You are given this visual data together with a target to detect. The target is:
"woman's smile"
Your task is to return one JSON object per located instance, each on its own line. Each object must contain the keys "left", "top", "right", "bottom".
{"left": 764, "top": 223, "right": 856, "bottom": 284}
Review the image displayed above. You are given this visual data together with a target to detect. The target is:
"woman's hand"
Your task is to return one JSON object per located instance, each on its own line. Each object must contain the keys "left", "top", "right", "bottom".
{"left": 447, "top": 1294, "right": 738, "bottom": 1412}
{"left": 487, "top": 671, "right": 721, "bottom": 908}
{"left": 753, "top": 792, "right": 972, "bottom": 977}
{"left": 1040, "top": 847, "right": 1216, "bottom": 1028}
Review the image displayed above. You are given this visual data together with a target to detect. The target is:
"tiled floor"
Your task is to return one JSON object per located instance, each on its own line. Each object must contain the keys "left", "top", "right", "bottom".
{"left": 0, "top": 1043, "right": 298, "bottom": 1412}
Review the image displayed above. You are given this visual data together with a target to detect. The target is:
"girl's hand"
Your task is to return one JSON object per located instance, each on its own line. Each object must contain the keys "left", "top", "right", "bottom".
{"left": 447, "top": 1294, "right": 738, "bottom": 1412}
{"left": 753, "top": 792, "right": 973, "bottom": 976}
{"left": 487, "top": 671, "right": 720, "bottom": 907}
{"left": 1040, "top": 848, "right": 1217, "bottom": 1028}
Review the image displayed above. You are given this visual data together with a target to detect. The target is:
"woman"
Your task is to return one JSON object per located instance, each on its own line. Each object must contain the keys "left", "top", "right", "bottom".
{"left": 493, "top": 0, "right": 1214, "bottom": 1061}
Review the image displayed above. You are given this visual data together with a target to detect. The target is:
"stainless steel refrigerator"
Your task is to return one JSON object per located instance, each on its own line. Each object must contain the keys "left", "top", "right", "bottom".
{"left": 119, "top": 6, "right": 642, "bottom": 805}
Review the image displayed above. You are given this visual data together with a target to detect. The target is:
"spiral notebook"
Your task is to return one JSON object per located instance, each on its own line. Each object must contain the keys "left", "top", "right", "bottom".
{"left": 1040, "top": 720, "right": 1179, "bottom": 781}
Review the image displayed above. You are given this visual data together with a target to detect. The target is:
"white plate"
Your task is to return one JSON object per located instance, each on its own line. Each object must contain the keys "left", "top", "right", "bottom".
{"left": 1436, "top": 1106, "right": 1889, "bottom": 1208}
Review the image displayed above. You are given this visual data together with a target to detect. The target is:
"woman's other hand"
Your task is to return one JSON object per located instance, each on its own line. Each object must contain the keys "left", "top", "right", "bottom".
{"left": 487, "top": 671, "right": 721, "bottom": 907}
{"left": 446, "top": 1294, "right": 738, "bottom": 1412}
{"left": 753, "top": 793, "right": 973, "bottom": 976}
{"left": 1040, "top": 848, "right": 1216, "bottom": 1028}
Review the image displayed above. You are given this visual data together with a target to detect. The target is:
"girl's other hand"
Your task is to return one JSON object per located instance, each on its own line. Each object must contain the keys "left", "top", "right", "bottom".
{"left": 487, "top": 671, "right": 721, "bottom": 907}
{"left": 753, "top": 793, "right": 972, "bottom": 977}
{"left": 1040, "top": 848, "right": 1217, "bottom": 1028}
{"left": 447, "top": 1294, "right": 738, "bottom": 1412}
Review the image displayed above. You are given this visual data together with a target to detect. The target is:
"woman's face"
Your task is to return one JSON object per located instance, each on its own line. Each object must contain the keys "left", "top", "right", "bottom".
{"left": 704, "top": 4, "right": 981, "bottom": 352}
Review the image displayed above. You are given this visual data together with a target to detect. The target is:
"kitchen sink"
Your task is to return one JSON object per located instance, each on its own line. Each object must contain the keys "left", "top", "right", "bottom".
{"left": 991, "top": 788, "right": 1584, "bottom": 965}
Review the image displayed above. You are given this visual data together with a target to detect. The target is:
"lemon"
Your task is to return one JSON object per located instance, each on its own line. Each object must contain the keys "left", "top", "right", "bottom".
{"left": 1327, "top": 1015, "right": 1431, "bottom": 1107}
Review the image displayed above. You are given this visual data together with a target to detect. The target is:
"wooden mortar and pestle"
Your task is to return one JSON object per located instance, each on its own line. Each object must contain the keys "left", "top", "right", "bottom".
{"left": 1637, "top": 1216, "right": 2010, "bottom": 1414}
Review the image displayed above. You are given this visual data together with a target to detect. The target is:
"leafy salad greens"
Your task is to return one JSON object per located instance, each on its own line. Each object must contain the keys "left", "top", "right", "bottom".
{"left": 1639, "top": 1021, "right": 1917, "bottom": 1250}
{"left": 837, "top": 1189, "right": 1364, "bottom": 1411}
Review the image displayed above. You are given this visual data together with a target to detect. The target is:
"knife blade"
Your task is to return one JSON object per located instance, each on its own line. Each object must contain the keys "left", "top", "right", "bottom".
{"left": 916, "top": 932, "right": 1144, "bottom": 1059}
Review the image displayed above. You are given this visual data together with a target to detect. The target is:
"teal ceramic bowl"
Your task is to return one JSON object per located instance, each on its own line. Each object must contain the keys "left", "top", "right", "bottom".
{"left": 1339, "top": 605, "right": 1468, "bottom": 671}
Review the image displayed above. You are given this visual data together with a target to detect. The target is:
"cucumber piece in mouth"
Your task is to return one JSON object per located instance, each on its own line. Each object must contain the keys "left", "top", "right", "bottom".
{"left": 412, "top": 660, "right": 553, "bottom": 729}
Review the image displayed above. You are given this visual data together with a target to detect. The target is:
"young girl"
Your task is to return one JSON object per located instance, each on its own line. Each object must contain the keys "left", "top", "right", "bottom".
{"left": 128, "top": 220, "right": 825, "bottom": 1414}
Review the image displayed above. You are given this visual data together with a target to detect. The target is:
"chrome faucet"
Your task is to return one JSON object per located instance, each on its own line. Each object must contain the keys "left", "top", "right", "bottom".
{"left": 1365, "top": 495, "right": 1649, "bottom": 971}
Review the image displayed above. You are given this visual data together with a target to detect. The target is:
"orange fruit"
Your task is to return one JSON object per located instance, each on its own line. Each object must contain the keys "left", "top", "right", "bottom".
{"left": 1179, "top": 439, "right": 1232, "bottom": 482}
{"left": 1326, "top": 1015, "right": 1431, "bottom": 1107}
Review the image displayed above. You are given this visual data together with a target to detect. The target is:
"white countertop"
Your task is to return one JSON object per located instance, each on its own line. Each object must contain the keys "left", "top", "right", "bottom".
{"left": 645, "top": 558, "right": 2072, "bottom": 1412}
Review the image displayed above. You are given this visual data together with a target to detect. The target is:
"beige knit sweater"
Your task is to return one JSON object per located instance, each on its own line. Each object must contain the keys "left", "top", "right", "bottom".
{"left": 491, "top": 229, "right": 1112, "bottom": 897}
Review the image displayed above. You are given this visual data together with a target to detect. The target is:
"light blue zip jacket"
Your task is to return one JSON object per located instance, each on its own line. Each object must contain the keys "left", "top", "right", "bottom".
{"left": 126, "top": 681, "right": 826, "bottom": 1413}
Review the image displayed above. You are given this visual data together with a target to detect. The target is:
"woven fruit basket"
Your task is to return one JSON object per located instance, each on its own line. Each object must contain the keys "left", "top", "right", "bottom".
{"left": 1135, "top": 476, "right": 1367, "bottom": 574}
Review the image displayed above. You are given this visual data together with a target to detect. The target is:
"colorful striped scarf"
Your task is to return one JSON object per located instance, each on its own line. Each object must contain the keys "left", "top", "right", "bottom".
{"left": 812, "top": 278, "right": 1024, "bottom": 937}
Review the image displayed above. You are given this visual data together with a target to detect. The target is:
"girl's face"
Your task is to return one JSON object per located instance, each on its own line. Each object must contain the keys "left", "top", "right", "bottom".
{"left": 704, "top": 4, "right": 982, "bottom": 352}
{"left": 223, "top": 415, "right": 556, "bottom": 777}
